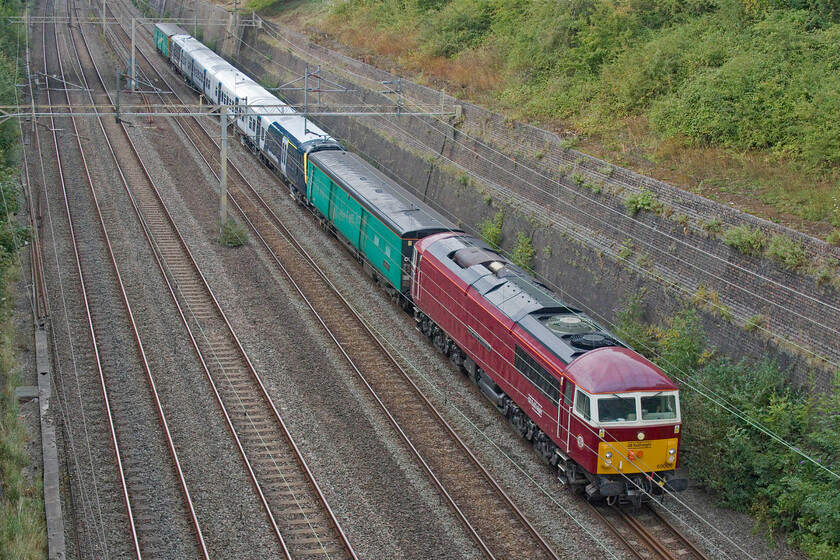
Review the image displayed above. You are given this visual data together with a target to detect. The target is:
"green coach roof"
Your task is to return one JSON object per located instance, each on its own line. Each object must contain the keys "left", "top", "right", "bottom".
{"left": 309, "top": 151, "right": 458, "bottom": 238}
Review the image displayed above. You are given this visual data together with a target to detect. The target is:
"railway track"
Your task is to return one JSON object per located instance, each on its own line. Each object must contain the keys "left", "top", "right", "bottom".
{"left": 68, "top": 3, "right": 357, "bottom": 558}
{"left": 98, "top": 9, "right": 566, "bottom": 558}
{"left": 588, "top": 502, "right": 710, "bottom": 560}
{"left": 28, "top": 0, "right": 721, "bottom": 556}
{"left": 35, "top": 0, "right": 208, "bottom": 556}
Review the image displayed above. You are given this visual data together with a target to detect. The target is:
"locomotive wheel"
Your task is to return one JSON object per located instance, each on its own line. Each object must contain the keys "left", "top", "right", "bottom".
{"left": 449, "top": 347, "right": 465, "bottom": 369}
{"left": 434, "top": 332, "right": 450, "bottom": 355}
{"left": 533, "top": 432, "right": 558, "bottom": 465}
{"left": 509, "top": 407, "right": 531, "bottom": 439}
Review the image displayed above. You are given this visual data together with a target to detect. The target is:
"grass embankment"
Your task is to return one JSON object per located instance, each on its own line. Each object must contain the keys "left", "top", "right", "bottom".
{"left": 0, "top": 176, "right": 43, "bottom": 556}
{"left": 257, "top": 0, "right": 840, "bottom": 242}
{"left": 1, "top": 281, "right": 46, "bottom": 558}
{"left": 0, "top": 0, "right": 46, "bottom": 555}
{"left": 614, "top": 294, "right": 840, "bottom": 558}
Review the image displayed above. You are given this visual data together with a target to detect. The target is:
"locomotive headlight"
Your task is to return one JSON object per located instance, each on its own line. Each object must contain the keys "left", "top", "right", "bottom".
{"left": 604, "top": 451, "right": 613, "bottom": 466}
{"left": 667, "top": 448, "right": 677, "bottom": 463}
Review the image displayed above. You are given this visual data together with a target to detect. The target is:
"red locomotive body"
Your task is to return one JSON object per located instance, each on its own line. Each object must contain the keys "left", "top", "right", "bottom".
{"left": 412, "top": 232, "right": 687, "bottom": 503}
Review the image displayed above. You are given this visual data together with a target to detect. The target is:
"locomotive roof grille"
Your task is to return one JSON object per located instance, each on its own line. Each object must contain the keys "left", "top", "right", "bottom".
{"left": 436, "top": 234, "right": 626, "bottom": 363}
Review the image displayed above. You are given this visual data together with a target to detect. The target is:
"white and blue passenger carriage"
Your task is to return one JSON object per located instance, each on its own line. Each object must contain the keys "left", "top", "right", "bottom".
{"left": 261, "top": 114, "right": 342, "bottom": 196}
{"left": 156, "top": 28, "right": 344, "bottom": 195}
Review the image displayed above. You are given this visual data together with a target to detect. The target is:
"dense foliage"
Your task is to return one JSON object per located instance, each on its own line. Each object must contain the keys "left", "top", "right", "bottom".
{"left": 330, "top": 0, "right": 840, "bottom": 170}
{"left": 0, "top": 0, "right": 27, "bottom": 294}
{"left": 614, "top": 294, "right": 840, "bottom": 558}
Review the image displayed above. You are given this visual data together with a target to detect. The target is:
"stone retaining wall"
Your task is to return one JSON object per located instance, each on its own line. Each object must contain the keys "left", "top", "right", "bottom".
{"left": 155, "top": 1, "right": 840, "bottom": 390}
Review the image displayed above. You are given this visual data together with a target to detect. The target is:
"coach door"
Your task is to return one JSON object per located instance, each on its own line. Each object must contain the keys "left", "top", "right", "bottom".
{"left": 255, "top": 118, "right": 263, "bottom": 149}
{"left": 281, "top": 137, "right": 289, "bottom": 176}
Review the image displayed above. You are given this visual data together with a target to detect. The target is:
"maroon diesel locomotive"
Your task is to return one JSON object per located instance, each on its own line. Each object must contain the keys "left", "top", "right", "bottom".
{"left": 412, "top": 232, "right": 688, "bottom": 504}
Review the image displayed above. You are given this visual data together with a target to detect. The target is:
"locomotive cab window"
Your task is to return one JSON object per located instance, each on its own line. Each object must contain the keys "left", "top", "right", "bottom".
{"left": 641, "top": 393, "right": 678, "bottom": 421}
{"left": 597, "top": 395, "right": 637, "bottom": 423}
{"left": 574, "top": 390, "right": 591, "bottom": 422}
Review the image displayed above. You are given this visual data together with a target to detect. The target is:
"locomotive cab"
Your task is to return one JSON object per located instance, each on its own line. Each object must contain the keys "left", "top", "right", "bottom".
{"left": 566, "top": 376, "right": 688, "bottom": 503}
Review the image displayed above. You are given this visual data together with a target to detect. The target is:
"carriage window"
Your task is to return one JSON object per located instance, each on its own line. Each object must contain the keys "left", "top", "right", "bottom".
{"left": 574, "top": 390, "right": 591, "bottom": 421}
{"left": 641, "top": 394, "right": 677, "bottom": 421}
{"left": 597, "top": 396, "right": 637, "bottom": 423}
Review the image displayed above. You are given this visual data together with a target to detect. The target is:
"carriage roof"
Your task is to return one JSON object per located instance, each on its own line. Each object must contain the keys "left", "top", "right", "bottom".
{"left": 309, "top": 151, "right": 457, "bottom": 236}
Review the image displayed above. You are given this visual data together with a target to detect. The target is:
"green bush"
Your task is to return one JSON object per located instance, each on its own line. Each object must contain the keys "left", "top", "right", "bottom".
{"left": 618, "top": 238, "right": 633, "bottom": 259}
{"left": 648, "top": 11, "right": 840, "bottom": 166}
{"left": 745, "top": 313, "right": 764, "bottom": 332}
{"left": 1, "top": 340, "right": 47, "bottom": 559}
{"left": 702, "top": 217, "right": 722, "bottom": 236}
{"left": 478, "top": 209, "right": 503, "bottom": 248}
{"left": 245, "top": 0, "right": 280, "bottom": 12}
{"left": 511, "top": 231, "right": 535, "bottom": 272}
{"left": 681, "top": 361, "right": 840, "bottom": 558}
{"left": 723, "top": 224, "right": 766, "bottom": 255}
{"left": 0, "top": 2, "right": 46, "bottom": 557}
{"left": 423, "top": 0, "right": 495, "bottom": 57}
{"left": 767, "top": 234, "right": 808, "bottom": 269}
{"left": 613, "top": 289, "right": 658, "bottom": 358}
{"left": 331, "top": 0, "right": 840, "bottom": 168}
{"left": 624, "top": 189, "right": 664, "bottom": 216}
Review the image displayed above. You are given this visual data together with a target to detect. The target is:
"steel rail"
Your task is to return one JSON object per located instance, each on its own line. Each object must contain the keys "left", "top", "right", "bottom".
{"left": 94, "top": 3, "right": 359, "bottom": 557}
{"left": 30, "top": 3, "right": 98, "bottom": 556}
{"left": 194, "top": 123, "right": 561, "bottom": 559}
{"left": 132, "top": 19, "right": 560, "bottom": 559}
{"left": 587, "top": 501, "right": 710, "bottom": 560}
{"left": 52, "top": 0, "right": 212, "bottom": 556}
{"left": 169, "top": 108, "right": 495, "bottom": 559}
{"left": 618, "top": 508, "right": 677, "bottom": 560}
{"left": 584, "top": 501, "right": 647, "bottom": 560}
{"left": 41, "top": 8, "right": 141, "bottom": 558}
{"left": 63, "top": 1, "right": 293, "bottom": 557}
{"left": 648, "top": 506, "right": 711, "bottom": 560}
{"left": 102, "top": 10, "right": 355, "bottom": 560}
{"left": 20, "top": 122, "right": 48, "bottom": 322}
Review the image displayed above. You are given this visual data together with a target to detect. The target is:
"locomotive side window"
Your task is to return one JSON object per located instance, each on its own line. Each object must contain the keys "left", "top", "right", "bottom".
{"left": 563, "top": 380, "right": 574, "bottom": 405}
{"left": 597, "top": 396, "right": 637, "bottom": 423}
{"left": 514, "top": 346, "right": 560, "bottom": 403}
{"left": 574, "top": 390, "right": 591, "bottom": 421}
{"left": 641, "top": 394, "right": 677, "bottom": 420}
